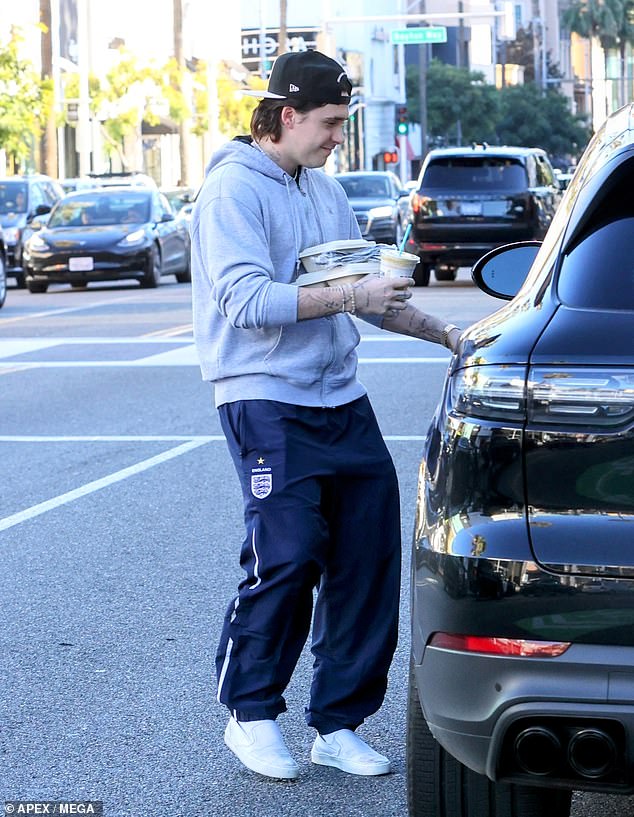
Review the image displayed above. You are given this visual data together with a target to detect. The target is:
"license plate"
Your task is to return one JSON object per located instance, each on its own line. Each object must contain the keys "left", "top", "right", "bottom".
{"left": 69, "top": 256, "right": 94, "bottom": 272}
{"left": 460, "top": 202, "right": 482, "bottom": 216}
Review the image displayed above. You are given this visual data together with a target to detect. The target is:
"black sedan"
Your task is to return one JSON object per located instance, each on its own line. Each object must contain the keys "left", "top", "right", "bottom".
{"left": 334, "top": 170, "right": 410, "bottom": 245}
{"left": 408, "top": 103, "right": 634, "bottom": 817}
{"left": 22, "top": 187, "right": 191, "bottom": 292}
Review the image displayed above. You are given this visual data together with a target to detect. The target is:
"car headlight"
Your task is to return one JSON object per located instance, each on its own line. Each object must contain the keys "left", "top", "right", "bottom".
{"left": 368, "top": 205, "right": 393, "bottom": 219}
{"left": 28, "top": 234, "right": 50, "bottom": 251}
{"left": 118, "top": 229, "right": 146, "bottom": 247}
{"left": 3, "top": 227, "right": 20, "bottom": 244}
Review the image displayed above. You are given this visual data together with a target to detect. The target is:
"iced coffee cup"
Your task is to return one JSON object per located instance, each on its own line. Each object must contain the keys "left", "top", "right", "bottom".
{"left": 379, "top": 248, "right": 419, "bottom": 278}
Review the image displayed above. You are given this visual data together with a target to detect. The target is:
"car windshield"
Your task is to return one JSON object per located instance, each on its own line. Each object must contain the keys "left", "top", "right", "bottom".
{"left": 48, "top": 193, "right": 151, "bottom": 227}
{"left": 0, "top": 182, "right": 28, "bottom": 214}
{"left": 337, "top": 176, "right": 390, "bottom": 198}
{"left": 422, "top": 158, "right": 528, "bottom": 191}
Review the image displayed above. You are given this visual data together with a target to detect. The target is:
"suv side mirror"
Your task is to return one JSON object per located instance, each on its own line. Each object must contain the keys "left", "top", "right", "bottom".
{"left": 33, "top": 204, "right": 52, "bottom": 218}
{"left": 471, "top": 241, "right": 541, "bottom": 300}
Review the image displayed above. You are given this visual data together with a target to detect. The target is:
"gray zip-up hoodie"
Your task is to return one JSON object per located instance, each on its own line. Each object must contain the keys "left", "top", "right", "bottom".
{"left": 191, "top": 137, "right": 369, "bottom": 408}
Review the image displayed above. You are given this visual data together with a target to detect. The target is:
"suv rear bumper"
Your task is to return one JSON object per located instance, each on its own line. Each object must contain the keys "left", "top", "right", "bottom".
{"left": 414, "top": 643, "right": 634, "bottom": 792}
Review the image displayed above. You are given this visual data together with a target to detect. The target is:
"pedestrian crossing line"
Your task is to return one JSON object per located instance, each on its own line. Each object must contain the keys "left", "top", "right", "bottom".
{"left": 0, "top": 356, "right": 450, "bottom": 368}
{"left": 0, "top": 439, "right": 210, "bottom": 533}
{"left": 0, "top": 434, "right": 425, "bottom": 443}
{"left": 0, "top": 434, "right": 426, "bottom": 531}
{"left": 142, "top": 324, "right": 193, "bottom": 338}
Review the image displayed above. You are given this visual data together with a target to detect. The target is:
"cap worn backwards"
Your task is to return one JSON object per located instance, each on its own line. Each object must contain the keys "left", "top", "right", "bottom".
{"left": 243, "top": 50, "right": 352, "bottom": 106}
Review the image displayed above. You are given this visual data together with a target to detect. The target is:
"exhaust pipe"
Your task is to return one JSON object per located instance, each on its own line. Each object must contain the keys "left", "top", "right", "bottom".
{"left": 513, "top": 726, "right": 561, "bottom": 776}
{"left": 567, "top": 728, "right": 617, "bottom": 779}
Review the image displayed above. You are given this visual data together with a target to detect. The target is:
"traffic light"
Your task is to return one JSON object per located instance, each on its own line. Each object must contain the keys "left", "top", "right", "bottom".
{"left": 383, "top": 150, "right": 398, "bottom": 164}
{"left": 396, "top": 105, "right": 409, "bottom": 136}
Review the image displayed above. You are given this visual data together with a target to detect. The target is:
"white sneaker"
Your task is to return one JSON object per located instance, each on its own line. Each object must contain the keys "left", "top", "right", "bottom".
{"left": 311, "top": 729, "right": 391, "bottom": 776}
{"left": 224, "top": 717, "right": 299, "bottom": 780}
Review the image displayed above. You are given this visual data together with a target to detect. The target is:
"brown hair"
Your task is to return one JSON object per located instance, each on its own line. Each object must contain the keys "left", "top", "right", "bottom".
{"left": 250, "top": 98, "right": 323, "bottom": 143}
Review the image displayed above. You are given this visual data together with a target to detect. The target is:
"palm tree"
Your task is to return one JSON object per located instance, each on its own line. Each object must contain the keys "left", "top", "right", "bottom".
{"left": 39, "top": 0, "right": 57, "bottom": 175}
{"left": 278, "top": 0, "right": 287, "bottom": 56}
{"left": 562, "top": 0, "right": 634, "bottom": 109}
{"left": 605, "top": 0, "right": 634, "bottom": 106}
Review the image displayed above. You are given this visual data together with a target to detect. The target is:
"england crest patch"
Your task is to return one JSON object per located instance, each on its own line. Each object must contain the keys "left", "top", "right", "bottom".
{"left": 251, "top": 471, "right": 272, "bottom": 499}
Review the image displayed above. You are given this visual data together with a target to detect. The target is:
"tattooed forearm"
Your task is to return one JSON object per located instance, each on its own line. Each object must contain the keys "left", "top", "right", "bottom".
{"left": 298, "top": 285, "right": 346, "bottom": 320}
{"left": 382, "top": 304, "right": 445, "bottom": 343}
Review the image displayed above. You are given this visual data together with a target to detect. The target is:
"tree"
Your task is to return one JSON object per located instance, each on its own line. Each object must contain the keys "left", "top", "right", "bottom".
{"left": 39, "top": 0, "right": 57, "bottom": 176}
{"left": 505, "top": 23, "right": 563, "bottom": 84}
{"left": 561, "top": 0, "right": 634, "bottom": 108}
{"left": 496, "top": 82, "right": 591, "bottom": 163}
{"left": 407, "top": 59, "right": 499, "bottom": 147}
{"left": 0, "top": 28, "right": 52, "bottom": 172}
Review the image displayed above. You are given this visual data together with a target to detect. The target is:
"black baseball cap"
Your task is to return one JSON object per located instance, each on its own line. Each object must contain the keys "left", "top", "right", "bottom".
{"left": 243, "top": 50, "right": 352, "bottom": 106}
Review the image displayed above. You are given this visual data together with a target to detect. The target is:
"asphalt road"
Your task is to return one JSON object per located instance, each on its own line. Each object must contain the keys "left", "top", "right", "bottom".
{"left": 1, "top": 272, "right": 633, "bottom": 817}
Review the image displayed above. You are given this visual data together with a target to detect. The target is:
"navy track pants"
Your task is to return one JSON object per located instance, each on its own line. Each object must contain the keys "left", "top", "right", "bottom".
{"left": 216, "top": 396, "right": 401, "bottom": 735}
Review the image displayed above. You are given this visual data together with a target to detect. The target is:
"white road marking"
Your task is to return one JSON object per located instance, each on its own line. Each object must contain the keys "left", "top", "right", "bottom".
{"left": 0, "top": 434, "right": 426, "bottom": 531}
{"left": 0, "top": 439, "right": 210, "bottom": 532}
{"left": 0, "top": 355, "right": 449, "bottom": 368}
{"left": 0, "top": 294, "right": 145, "bottom": 326}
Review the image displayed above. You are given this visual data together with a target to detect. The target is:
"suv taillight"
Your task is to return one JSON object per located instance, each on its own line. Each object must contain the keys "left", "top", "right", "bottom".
{"left": 410, "top": 192, "right": 430, "bottom": 215}
{"left": 450, "top": 365, "right": 634, "bottom": 427}
{"left": 528, "top": 367, "right": 634, "bottom": 426}
{"left": 450, "top": 365, "right": 526, "bottom": 421}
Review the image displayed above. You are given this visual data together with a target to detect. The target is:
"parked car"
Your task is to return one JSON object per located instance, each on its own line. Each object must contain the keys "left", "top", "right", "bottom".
{"left": 160, "top": 186, "right": 195, "bottom": 216}
{"left": 405, "top": 145, "right": 561, "bottom": 286}
{"left": 334, "top": 170, "right": 410, "bottom": 245}
{"left": 59, "top": 177, "right": 101, "bottom": 194}
{"left": 86, "top": 171, "right": 158, "bottom": 189}
{"left": 407, "top": 105, "right": 634, "bottom": 817}
{"left": 0, "top": 227, "right": 6, "bottom": 308}
{"left": 0, "top": 175, "right": 65, "bottom": 287}
{"left": 22, "top": 186, "right": 190, "bottom": 292}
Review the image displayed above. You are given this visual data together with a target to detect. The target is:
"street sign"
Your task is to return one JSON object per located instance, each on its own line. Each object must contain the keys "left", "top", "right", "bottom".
{"left": 390, "top": 26, "right": 447, "bottom": 45}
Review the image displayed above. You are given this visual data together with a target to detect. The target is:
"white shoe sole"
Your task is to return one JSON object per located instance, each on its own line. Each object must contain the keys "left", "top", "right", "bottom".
{"left": 311, "top": 747, "right": 391, "bottom": 776}
{"left": 225, "top": 732, "right": 299, "bottom": 780}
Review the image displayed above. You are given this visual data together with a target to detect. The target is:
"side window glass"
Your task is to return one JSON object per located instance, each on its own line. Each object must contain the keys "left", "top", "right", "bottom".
{"left": 29, "top": 184, "right": 45, "bottom": 211}
{"left": 558, "top": 216, "right": 634, "bottom": 310}
{"left": 159, "top": 193, "right": 172, "bottom": 215}
{"left": 535, "top": 156, "right": 554, "bottom": 187}
{"left": 42, "top": 183, "right": 58, "bottom": 205}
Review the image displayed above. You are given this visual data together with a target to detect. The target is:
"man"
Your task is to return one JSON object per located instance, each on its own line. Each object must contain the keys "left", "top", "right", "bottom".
{"left": 191, "top": 50, "right": 461, "bottom": 781}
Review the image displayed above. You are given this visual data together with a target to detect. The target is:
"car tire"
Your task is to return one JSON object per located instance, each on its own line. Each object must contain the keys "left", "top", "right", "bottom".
{"left": 14, "top": 270, "right": 26, "bottom": 289}
{"left": 406, "top": 657, "right": 572, "bottom": 817}
{"left": 141, "top": 245, "right": 162, "bottom": 288}
{"left": 27, "top": 280, "right": 48, "bottom": 293}
{"left": 0, "top": 253, "right": 6, "bottom": 307}
{"left": 435, "top": 266, "right": 458, "bottom": 282}
{"left": 413, "top": 261, "right": 431, "bottom": 287}
{"left": 175, "top": 250, "right": 191, "bottom": 284}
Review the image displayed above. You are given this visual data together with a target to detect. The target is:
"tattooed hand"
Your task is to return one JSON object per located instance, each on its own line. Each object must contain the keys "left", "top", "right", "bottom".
{"left": 352, "top": 274, "right": 414, "bottom": 317}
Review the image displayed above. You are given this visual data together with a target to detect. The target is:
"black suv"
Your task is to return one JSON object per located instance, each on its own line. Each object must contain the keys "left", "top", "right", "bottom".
{"left": 0, "top": 175, "right": 64, "bottom": 287}
{"left": 408, "top": 106, "right": 634, "bottom": 816}
{"left": 406, "top": 145, "right": 561, "bottom": 285}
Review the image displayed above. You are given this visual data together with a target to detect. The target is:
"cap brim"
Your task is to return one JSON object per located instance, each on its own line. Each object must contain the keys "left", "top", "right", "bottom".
{"left": 241, "top": 89, "right": 288, "bottom": 99}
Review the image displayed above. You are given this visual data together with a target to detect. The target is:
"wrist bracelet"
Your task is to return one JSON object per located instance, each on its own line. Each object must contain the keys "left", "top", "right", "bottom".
{"left": 349, "top": 284, "right": 356, "bottom": 315}
{"left": 441, "top": 324, "right": 459, "bottom": 348}
{"left": 339, "top": 285, "right": 346, "bottom": 313}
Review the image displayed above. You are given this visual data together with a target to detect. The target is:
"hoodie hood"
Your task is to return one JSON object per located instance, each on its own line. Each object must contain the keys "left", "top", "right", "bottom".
{"left": 205, "top": 136, "right": 291, "bottom": 186}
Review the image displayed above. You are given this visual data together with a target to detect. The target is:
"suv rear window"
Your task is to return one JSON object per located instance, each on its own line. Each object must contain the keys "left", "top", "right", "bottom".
{"left": 0, "top": 182, "right": 28, "bottom": 214}
{"left": 422, "top": 157, "right": 528, "bottom": 191}
{"left": 558, "top": 216, "right": 634, "bottom": 310}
